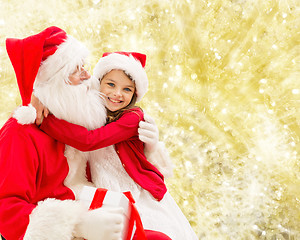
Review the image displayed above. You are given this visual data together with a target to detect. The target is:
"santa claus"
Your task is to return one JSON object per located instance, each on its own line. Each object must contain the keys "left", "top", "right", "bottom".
{"left": 0, "top": 26, "right": 172, "bottom": 240}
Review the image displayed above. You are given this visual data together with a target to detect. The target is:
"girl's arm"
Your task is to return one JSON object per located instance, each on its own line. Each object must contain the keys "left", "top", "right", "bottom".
{"left": 40, "top": 109, "right": 143, "bottom": 151}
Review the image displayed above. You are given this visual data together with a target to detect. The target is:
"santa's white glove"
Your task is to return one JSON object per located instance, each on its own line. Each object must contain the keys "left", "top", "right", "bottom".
{"left": 138, "top": 113, "right": 159, "bottom": 154}
{"left": 74, "top": 207, "right": 124, "bottom": 240}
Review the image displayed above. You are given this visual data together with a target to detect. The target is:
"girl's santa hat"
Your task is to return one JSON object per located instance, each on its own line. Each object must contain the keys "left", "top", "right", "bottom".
{"left": 93, "top": 52, "right": 148, "bottom": 102}
{"left": 6, "top": 26, "right": 89, "bottom": 124}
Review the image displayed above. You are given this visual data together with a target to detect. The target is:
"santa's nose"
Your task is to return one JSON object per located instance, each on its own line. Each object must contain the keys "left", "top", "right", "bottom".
{"left": 80, "top": 68, "right": 91, "bottom": 80}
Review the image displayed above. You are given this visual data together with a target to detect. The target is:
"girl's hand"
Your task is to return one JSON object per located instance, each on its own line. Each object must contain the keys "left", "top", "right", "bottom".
{"left": 30, "top": 94, "right": 49, "bottom": 125}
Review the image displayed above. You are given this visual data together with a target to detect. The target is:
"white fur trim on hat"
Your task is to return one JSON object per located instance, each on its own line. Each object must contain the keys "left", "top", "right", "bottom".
{"left": 13, "top": 104, "right": 36, "bottom": 125}
{"left": 93, "top": 53, "right": 148, "bottom": 102}
{"left": 34, "top": 35, "right": 89, "bottom": 87}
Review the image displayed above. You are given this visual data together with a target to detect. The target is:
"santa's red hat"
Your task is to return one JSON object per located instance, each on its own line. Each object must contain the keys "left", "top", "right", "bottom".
{"left": 6, "top": 26, "right": 89, "bottom": 124}
{"left": 93, "top": 52, "right": 148, "bottom": 102}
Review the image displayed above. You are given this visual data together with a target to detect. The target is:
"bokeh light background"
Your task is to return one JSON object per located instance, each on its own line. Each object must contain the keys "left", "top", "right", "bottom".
{"left": 0, "top": 0, "right": 299, "bottom": 239}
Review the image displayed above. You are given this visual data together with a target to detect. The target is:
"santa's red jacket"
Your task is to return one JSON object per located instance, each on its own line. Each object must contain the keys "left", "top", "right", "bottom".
{"left": 0, "top": 118, "right": 85, "bottom": 240}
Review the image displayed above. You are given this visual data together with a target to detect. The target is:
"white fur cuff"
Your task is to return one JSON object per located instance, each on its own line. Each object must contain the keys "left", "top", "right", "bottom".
{"left": 13, "top": 104, "right": 36, "bottom": 125}
{"left": 24, "top": 198, "right": 87, "bottom": 240}
{"left": 146, "top": 141, "right": 174, "bottom": 178}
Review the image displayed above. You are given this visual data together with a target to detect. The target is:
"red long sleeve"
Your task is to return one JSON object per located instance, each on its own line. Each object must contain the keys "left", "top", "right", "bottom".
{"left": 0, "top": 122, "right": 36, "bottom": 239}
{"left": 0, "top": 118, "right": 74, "bottom": 239}
{"left": 40, "top": 107, "right": 167, "bottom": 201}
{"left": 40, "top": 108, "right": 143, "bottom": 151}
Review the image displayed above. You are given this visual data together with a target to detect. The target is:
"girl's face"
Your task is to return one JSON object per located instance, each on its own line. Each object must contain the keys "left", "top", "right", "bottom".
{"left": 100, "top": 69, "right": 135, "bottom": 112}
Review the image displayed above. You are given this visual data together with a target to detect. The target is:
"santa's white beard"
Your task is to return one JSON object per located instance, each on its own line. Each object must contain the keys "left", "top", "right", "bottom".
{"left": 34, "top": 77, "right": 107, "bottom": 130}
{"left": 34, "top": 76, "right": 108, "bottom": 197}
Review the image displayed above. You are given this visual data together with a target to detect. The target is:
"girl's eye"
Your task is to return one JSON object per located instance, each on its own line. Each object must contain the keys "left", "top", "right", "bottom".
{"left": 124, "top": 88, "right": 132, "bottom": 92}
{"left": 108, "top": 83, "right": 114, "bottom": 87}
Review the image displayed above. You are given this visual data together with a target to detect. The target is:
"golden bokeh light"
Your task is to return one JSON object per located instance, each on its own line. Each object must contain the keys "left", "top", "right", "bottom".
{"left": 0, "top": 0, "right": 299, "bottom": 239}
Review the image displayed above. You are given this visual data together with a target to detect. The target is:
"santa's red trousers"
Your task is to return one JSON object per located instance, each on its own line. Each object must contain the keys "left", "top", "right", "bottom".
{"left": 133, "top": 229, "right": 172, "bottom": 240}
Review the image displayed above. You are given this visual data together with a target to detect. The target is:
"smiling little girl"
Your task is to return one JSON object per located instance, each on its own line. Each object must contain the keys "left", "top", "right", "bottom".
{"left": 39, "top": 52, "right": 198, "bottom": 240}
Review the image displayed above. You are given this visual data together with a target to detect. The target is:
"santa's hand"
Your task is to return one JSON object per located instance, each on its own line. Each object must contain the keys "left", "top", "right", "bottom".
{"left": 30, "top": 93, "right": 49, "bottom": 125}
{"left": 74, "top": 207, "right": 124, "bottom": 240}
{"left": 138, "top": 113, "right": 159, "bottom": 154}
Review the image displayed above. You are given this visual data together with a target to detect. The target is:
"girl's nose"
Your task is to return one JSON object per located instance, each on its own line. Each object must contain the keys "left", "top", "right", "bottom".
{"left": 113, "top": 89, "right": 122, "bottom": 96}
